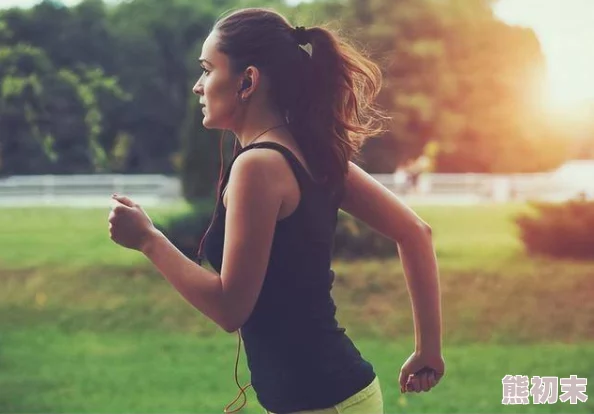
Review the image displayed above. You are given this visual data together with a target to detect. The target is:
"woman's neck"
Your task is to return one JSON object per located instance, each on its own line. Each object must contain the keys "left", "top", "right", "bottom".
{"left": 234, "top": 109, "right": 287, "bottom": 148}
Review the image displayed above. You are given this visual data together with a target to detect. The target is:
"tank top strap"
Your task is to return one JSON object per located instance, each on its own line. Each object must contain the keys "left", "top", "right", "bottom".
{"left": 246, "top": 141, "right": 311, "bottom": 184}
{"left": 216, "top": 141, "right": 314, "bottom": 206}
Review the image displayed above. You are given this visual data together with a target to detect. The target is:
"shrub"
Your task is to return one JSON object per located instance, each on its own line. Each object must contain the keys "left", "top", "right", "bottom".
{"left": 333, "top": 211, "right": 395, "bottom": 259}
{"left": 515, "top": 198, "right": 594, "bottom": 260}
{"left": 153, "top": 199, "right": 215, "bottom": 262}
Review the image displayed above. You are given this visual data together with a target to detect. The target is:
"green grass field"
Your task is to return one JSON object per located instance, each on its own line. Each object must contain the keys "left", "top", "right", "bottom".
{"left": 1, "top": 203, "right": 593, "bottom": 413}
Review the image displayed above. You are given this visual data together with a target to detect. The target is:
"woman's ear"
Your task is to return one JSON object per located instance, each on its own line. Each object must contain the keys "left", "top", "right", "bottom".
{"left": 238, "top": 66, "right": 260, "bottom": 100}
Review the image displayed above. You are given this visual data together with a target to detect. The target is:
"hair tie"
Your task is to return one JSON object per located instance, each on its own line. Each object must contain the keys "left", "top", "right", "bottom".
{"left": 293, "top": 26, "right": 310, "bottom": 46}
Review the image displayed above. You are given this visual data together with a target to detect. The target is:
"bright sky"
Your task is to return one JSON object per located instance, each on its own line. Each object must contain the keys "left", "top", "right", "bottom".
{"left": 494, "top": 0, "right": 594, "bottom": 111}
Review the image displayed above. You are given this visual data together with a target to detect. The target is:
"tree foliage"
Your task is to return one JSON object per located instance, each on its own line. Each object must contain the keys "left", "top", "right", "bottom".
{"left": 340, "top": 0, "right": 572, "bottom": 173}
{"left": 0, "top": 0, "right": 588, "bottom": 193}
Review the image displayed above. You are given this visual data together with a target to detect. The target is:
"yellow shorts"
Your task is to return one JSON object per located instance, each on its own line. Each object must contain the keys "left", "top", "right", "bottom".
{"left": 266, "top": 376, "right": 383, "bottom": 414}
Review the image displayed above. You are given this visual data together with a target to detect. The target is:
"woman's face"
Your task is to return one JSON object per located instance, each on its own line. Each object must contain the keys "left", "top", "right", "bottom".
{"left": 193, "top": 32, "right": 244, "bottom": 130}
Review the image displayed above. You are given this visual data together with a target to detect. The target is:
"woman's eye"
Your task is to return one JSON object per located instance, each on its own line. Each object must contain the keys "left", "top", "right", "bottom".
{"left": 201, "top": 67, "right": 211, "bottom": 76}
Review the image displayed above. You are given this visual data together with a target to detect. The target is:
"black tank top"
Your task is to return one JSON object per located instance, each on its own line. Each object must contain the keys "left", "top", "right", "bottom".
{"left": 202, "top": 141, "right": 375, "bottom": 413}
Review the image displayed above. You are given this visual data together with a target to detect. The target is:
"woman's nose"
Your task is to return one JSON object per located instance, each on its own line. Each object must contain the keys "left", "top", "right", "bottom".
{"left": 192, "top": 81, "right": 203, "bottom": 96}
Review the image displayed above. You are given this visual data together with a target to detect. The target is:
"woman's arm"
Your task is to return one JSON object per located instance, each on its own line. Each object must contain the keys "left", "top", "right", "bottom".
{"left": 141, "top": 149, "right": 284, "bottom": 333}
{"left": 340, "top": 161, "right": 442, "bottom": 354}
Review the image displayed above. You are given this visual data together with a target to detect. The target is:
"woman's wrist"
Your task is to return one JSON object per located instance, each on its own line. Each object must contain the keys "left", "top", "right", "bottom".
{"left": 140, "top": 227, "right": 164, "bottom": 256}
{"left": 415, "top": 336, "right": 442, "bottom": 355}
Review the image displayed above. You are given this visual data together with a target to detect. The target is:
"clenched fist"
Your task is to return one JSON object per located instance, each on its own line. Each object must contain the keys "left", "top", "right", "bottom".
{"left": 108, "top": 194, "right": 158, "bottom": 252}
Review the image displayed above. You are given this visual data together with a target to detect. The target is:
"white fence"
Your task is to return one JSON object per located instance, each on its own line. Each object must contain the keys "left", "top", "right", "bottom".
{"left": 373, "top": 171, "right": 590, "bottom": 204}
{"left": 0, "top": 171, "right": 590, "bottom": 207}
{"left": 0, "top": 174, "right": 182, "bottom": 207}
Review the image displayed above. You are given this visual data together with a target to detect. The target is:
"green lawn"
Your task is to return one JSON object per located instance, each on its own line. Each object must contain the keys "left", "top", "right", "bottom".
{"left": 1, "top": 204, "right": 593, "bottom": 413}
{"left": 2, "top": 327, "right": 592, "bottom": 413}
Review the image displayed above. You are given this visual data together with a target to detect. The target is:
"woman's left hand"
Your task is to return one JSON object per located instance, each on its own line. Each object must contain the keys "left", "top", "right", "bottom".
{"left": 399, "top": 350, "right": 445, "bottom": 393}
{"left": 108, "top": 194, "right": 157, "bottom": 251}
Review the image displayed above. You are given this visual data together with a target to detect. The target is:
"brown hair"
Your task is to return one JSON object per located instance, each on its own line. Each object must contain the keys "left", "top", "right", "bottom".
{"left": 213, "top": 8, "right": 386, "bottom": 188}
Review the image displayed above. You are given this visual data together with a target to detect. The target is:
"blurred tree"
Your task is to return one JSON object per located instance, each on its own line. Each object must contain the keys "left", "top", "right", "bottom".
{"left": 0, "top": 45, "right": 53, "bottom": 174}
{"left": 179, "top": 98, "right": 238, "bottom": 201}
{"left": 341, "top": 0, "right": 569, "bottom": 173}
{"left": 178, "top": 0, "right": 288, "bottom": 202}
{"left": 0, "top": 0, "right": 287, "bottom": 184}
{"left": 432, "top": 7, "right": 569, "bottom": 173}
{"left": 0, "top": 19, "right": 11, "bottom": 42}
{"left": 2, "top": 0, "right": 116, "bottom": 70}
{"left": 0, "top": 0, "right": 570, "bottom": 177}
{"left": 0, "top": 44, "right": 128, "bottom": 174}
{"left": 107, "top": 0, "right": 224, "bottom": 174}
{"left": 78, "top": 67, "right": 132, "bottom": 172}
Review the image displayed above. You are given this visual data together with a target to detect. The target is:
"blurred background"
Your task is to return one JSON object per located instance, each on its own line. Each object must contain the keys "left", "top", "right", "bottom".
{"left": 0, "top": 0, "right": 592, "bottom": 412}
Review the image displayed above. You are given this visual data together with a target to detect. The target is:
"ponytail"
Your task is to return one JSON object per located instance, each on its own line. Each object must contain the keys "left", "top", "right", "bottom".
{"left": 290, "top": 25, "right": 387, "bottom": 187}
{"left": 214, "top": 9, "right": 387, "bottom": 189}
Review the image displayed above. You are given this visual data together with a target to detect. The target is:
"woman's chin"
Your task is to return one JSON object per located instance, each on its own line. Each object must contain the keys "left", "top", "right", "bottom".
{"left": 202, "top": 116, "right": 215, "bottom": 129}
{"left": 202, "top": 117, "right": 227, "bottom": 131}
